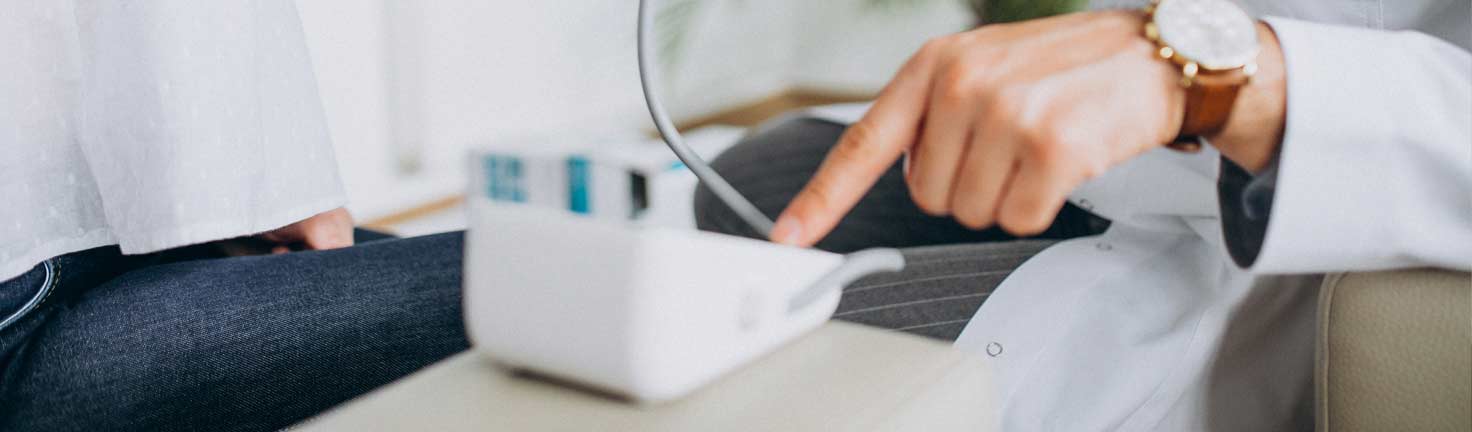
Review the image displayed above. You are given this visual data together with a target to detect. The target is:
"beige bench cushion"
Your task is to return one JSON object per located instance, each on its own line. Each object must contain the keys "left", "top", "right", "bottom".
{"left": 1316, "top": 269, "right": 1472, "bottom": 432}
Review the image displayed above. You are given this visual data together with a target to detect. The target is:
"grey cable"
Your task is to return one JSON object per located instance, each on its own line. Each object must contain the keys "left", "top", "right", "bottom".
{"left": 636, "top": 0, "right": 905, "bottom": 306}
{"left": 637, "top": 0, "right": 774, "bottom": 236}
{"left": 787, "top": 248, "right": 905, "bottom": 313}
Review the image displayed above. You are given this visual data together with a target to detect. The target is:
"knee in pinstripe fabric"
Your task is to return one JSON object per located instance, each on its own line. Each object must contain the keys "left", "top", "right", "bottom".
{"left": 692, "top": 115, "right": 1108, "bottom": 341}
{"left": 836, "top": 241, "right": 1057, "bottom": 341}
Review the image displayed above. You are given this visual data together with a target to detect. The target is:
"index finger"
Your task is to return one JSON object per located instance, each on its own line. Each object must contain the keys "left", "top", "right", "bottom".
{"left": 771, "top": 44, "right": 942, "bottom": 246}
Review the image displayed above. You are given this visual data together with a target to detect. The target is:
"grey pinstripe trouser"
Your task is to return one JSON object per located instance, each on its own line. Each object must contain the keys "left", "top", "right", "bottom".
{"left": 695, "top": 117, "right": 1107, "bottom": 341}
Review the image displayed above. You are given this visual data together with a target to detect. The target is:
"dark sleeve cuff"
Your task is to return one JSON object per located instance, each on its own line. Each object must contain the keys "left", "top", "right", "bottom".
{"left": 1218, "top": 156, "right": 1279, "bottom": 268}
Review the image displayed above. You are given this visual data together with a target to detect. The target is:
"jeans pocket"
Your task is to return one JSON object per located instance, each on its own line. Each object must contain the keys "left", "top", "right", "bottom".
{"left": 0, "top": 260, "right": 56, "bottom": 333}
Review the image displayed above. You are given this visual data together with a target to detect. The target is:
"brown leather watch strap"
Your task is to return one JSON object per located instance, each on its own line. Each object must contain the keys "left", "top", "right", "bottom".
{"left": 1176, "top": 69, "right": 1248, "bottom": 140}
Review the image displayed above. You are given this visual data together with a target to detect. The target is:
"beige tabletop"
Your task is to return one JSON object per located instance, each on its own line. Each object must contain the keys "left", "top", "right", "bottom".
{"left": 297, "top": 321, "right": 995, "bottom": 431}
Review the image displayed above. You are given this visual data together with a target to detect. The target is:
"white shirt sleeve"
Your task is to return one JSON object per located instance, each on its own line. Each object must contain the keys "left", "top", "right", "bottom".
{"left": 72, "top": 0, "right": 346, "bottom": 254}
{"left": 1245, "top": 17, "right": 1472, "bottom": 273}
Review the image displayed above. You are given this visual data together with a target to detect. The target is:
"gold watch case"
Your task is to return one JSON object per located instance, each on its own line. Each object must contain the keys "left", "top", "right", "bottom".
{"left": 1143, "top": 0, "right": 1259, "bottom": 88}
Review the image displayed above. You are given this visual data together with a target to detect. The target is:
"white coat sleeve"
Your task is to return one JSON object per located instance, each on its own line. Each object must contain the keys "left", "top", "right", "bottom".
{"left": 1236, "top": 17, "right": 1472, "bottom": 273}
{"left": 73, "top": 0, "right": 347, "bottom": 254}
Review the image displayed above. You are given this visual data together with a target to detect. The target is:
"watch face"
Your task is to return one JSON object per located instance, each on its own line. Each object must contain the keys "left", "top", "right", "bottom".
{"left": 1154, "top": 0, "right": 1259, "bottom": 70}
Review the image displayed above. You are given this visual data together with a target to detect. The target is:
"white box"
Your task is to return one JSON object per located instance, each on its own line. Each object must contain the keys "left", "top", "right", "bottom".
{"left": 462, "top": 202, "right": 846, "bottom": 402}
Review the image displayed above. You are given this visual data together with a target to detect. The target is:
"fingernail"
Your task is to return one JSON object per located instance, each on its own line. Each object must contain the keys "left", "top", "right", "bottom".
{"left": 771, "top": 215, "right": 803, "bottom": 245}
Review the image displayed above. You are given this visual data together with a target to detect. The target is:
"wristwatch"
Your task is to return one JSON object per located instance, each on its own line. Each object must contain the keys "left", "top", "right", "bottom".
{"left": 1143, "top": 0, "right": 1260, "bottom": 152}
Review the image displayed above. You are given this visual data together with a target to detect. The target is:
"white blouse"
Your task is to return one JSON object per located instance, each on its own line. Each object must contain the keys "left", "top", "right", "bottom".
{"left": 0, "top": 0, "right": 345, "bottom": 281}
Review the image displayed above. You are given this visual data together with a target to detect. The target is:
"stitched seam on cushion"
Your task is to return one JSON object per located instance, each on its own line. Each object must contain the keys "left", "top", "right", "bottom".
{"left": 1315, "top": 273, "right": 1345, "bottom": 432}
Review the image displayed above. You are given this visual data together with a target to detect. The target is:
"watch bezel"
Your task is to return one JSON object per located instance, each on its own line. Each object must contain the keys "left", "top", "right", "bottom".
{"left": 1145, "top": 0, "right": 1260, "bottom": 73}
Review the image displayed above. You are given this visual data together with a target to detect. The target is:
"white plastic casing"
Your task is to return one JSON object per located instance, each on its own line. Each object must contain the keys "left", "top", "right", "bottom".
{"left": 463, "top": 200, "right": 845, "bottom": 402}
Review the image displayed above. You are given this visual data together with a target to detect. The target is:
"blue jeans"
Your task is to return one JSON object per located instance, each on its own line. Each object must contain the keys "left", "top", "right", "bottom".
{"left": 0, "top": 231, "right": 467, "bottom": 431}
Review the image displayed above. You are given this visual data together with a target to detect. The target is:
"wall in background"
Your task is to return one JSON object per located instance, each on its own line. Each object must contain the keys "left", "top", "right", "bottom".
{"left": 295, "top": 0, "right": 969, "bottom": 221}
{"left": 790, "top": 1, "right": 972, "bottom": 93}
{"left": 296, "top": 1, "right": 398, "bottom": 218}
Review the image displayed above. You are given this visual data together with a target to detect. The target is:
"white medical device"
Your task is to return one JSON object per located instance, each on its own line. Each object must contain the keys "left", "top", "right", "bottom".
{"left": 461, "top": 0, "right": 905, "bottom": 402}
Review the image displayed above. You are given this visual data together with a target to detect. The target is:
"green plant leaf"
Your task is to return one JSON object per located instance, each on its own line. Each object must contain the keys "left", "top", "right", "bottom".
{"left": 657, "top": 0, "right": 975, "bottom": 72}
{"left": 977, "top": 0, "right": 1089, "bottom": 23}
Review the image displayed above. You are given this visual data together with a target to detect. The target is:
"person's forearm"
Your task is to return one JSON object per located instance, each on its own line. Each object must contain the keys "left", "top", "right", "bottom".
{"left": 773, "top": 11, "right": 1297, "bottom": 244}
{"left": 1205, "top": 22, "right": 1286, "bottom": 173}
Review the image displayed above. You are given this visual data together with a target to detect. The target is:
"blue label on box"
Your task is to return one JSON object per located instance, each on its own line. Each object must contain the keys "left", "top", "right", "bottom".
{"left": 484, "top": 155, "right": 526, "bottom": 203}
{"left": 566, "top": 156, "right": 590, "bottom": 214}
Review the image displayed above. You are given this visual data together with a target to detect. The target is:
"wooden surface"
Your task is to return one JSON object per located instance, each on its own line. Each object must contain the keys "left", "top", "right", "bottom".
{"left": 297, "top": 322, "right": 995, "bottom": 431}
{"left": 673, "top": 88, "right": 872, "bottom": 130}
